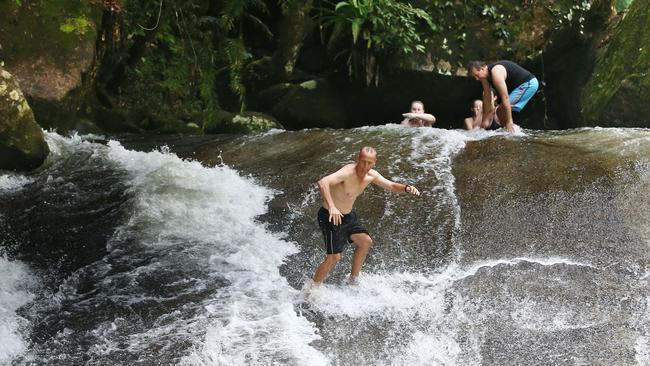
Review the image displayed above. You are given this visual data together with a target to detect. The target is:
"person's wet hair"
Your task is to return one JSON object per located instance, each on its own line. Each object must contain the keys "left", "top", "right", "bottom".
{"left": 467, "top": 61, "right": 487, "bottom": 72}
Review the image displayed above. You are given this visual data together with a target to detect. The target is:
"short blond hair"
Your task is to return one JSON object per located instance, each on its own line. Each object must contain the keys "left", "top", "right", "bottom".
{"left": 360, "top": 146, "right": 376, "bottom": 156}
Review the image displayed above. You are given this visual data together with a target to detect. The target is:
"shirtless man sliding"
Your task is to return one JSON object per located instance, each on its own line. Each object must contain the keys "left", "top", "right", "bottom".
{"left": 312, "top": 146, "right": 421, "bottom": 285}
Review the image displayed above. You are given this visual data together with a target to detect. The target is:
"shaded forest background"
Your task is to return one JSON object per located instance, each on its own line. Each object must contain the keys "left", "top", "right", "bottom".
{"left": 1, "top": 0, "right": 647, "bottom": 136}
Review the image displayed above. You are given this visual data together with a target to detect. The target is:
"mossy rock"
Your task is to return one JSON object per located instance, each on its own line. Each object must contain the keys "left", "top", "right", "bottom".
{"left": 581, "top": 0, "right": 650, "bottom": 126}
{"left": 0, "top": 68, "right": 49, "bottom": 171}
{"left": 227, "top": 112, "right": 283, "bottom": 133}
{"left": 243, "top": 56, "right": 275, "bottom": 93}
{"left": 202, "top": 110, "right": 236, "bottom": 134}
{"left": 0, "top": 0, "right": 101, "bottom": 131}
{"left": 203, "top": 110, "right": 282, "bottom": 134}
{"left": 257, "top": 83, "right": 295, "bottom": 109}
{"left": 265, "top": 79, "right": 347, "bottom": 130}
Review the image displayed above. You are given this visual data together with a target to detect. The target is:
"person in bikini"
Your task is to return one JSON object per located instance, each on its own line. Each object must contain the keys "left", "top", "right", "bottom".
{"left": 400, "top": 100, "right": 436, "bottom": 127}
{"left": 464, "top": 95, "right": 500, "bottom": 131}
{"left": 312, "top": 146, "right": 421, "bottom": 285}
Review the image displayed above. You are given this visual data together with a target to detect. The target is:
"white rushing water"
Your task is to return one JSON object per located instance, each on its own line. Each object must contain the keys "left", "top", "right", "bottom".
{"left": 102, "top": 141, "right": 326, "bottom": 364}
{"left": 0, "top": 170, "right": 37, "bottom": 363}
{"left": 3, "top": 128, "right": 649, "bottom": 365}
{"left": 0, "top": 174, "right": 32, "bottom": 191}
{"left": 0, "top": 256, "right": 38, "bottom": 364}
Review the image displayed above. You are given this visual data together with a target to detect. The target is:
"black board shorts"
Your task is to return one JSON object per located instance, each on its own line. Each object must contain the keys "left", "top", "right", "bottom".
{"left": 317, "top": 207, "right": 369, "bottom": 254}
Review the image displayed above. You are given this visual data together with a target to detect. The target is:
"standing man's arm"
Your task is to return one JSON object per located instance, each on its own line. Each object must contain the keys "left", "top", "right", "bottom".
{"left": 480, "top": 79, "right": 494, "bottom": 128}
{"left": 317, "top": 168, "right": 347, "bottom": 225}
{"left": 370, "top": 171, "right": 421, "bottom": 196}
{"left": 480, "top": 108, "right": 497, "bottom": 129}
{"left": 490, "top": 66, "right": 514, "bottom": 133}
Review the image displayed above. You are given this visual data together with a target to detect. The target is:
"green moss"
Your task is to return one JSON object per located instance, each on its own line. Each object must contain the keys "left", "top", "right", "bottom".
{"left": 59, "top": 15, "right": 93, "bottom": 35}
{"left": 201, "top": 110, "right": 281, "bottom": 134}
{"left": 229, "top": 112, "right": 282, "bottom": 133}
{"left": 202, "top": 110, "right": 236, "bottom": 134}
{"left": 616, "top": 0, "right": 633, "bottom": 11}
{"left": 0, "top": 68, "right": 49, "bottom": 170}
{"left": 0, "top": 0, "right": 100, "bottom": 69}
{"left": 299, "top": 80, "right": 319, "bottom": 90}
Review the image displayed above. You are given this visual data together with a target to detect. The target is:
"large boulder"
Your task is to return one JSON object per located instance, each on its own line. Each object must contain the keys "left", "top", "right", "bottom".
{"left": 0, "top": 68, "right": 49, "bottom": 171}
{"left": 259, "top": 79, "right": 346, "bottom": 130}
{"left": 0, "top": 1, "right": 100, "bottom": 131}
{"left": 580, "top": 0, "right": 650, "bottom": 127}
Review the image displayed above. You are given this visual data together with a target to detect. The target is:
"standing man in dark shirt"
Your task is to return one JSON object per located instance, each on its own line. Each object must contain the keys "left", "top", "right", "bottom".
{"left": 468, "top": 60, "right": 538, "bottom": 133}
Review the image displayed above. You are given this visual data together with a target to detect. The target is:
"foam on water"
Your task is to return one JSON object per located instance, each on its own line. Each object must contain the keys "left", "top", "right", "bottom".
{"left": 0, "top": 174, "right": 32, "bottom": 191}
{"left": 304, "top": 267, "right": 463, "bottom": 364}
{"left": 404, "top": 128, "right": 483, "bottom": 245}
{"left": 636, "top": 318, "right": 650, "bottom": 365}
{"left": 306, "top": 256, "right": 589, "bottom": 318}
{"left": 307, "top": 272, "right": 448, "bottom": 317}
{"left": 7, "top": 128, "right": 649, "bottom": 364}
{"left": 103, "top": 141, "right": 325, "bottom": 364}
{"left": 0, "top": 256, "right": 38, "bottom": 364}
{"left": 302, "top": 254, "right": 599, "bottom": 365}
{"left": 462, "top": 256, "right": 595, "bottom": 276}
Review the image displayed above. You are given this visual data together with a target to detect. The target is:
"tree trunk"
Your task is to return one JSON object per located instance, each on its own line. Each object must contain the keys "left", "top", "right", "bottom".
{"left": 271, "top": 0, "right": 314, "bottom": 81}
{"left": 94, "top": 5, "right": 159, "bottom": 108}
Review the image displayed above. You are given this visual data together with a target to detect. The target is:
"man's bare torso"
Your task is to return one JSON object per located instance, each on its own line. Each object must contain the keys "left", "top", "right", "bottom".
{"left": 322, "top": 164, "right": 375, "bottom": 214}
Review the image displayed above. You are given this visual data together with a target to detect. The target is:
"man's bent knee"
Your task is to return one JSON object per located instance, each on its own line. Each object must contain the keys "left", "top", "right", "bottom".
{"left": 351, "top": 233, "right": 373, "bottom": 250}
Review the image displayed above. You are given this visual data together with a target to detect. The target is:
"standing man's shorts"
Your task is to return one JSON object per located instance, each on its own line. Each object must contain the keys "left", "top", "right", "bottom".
{"left": 317, "top": 207, "right": 369, "bottom": 254}
{"left": 509, "top": 77, "right": 539, "bottom": 112}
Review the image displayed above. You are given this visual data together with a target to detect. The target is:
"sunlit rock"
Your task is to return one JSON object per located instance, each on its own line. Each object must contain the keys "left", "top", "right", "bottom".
{"left": 0, "top": 67, "right": 49, "bottom": 171}
{"left": 0, "top": 1, "right": 100, "bottom": 131}
{"left": 203, "top": 110, "right": 283, "bottom": 134}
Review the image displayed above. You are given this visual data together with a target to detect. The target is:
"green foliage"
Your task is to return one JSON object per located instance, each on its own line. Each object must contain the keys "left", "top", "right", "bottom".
{"left": 544, "top": 1, "right": 593, "bottom": 33}
{"left": 211, "top": 0, "right": 275, "bottom": 112}
{"left": 115, "top": 0, "right": 278, "bottom": 131}
{"left": 211, "top": 0, "right": 272, "bottom": 112}
{"left": 118, "top": 1, "right": 219, "bottom": 130}
{"left": 616, "top": 0, "right": 633, "bottom": 11}
{"left": 416, "top": 0, "right": 606, "bottom": 75}
{"left": 319, "top": 0, "right": 436, "bottom": 85}
{"left": 219, "top": 39, "right": 252, "bottom": 112}
{"left": 581, "top": 0, "right": 650, "bottom": 124}
{"left": 217, "top": 0, "right": 269, "bottom": 33}
{"left": 480, "top": 4, "right": 510, "bottom": 40}
{"left": 59, "top": 15, "right": 92, "bottom": 35}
